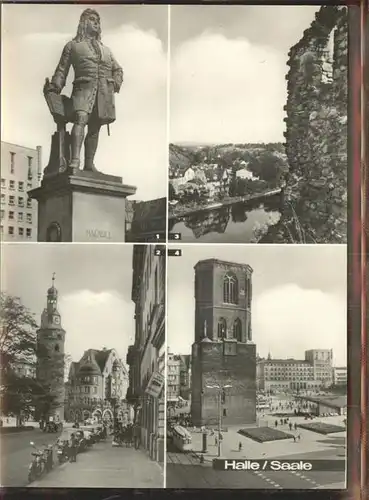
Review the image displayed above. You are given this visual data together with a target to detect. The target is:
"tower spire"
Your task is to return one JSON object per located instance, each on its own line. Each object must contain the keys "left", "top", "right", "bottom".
{"left": 52, "top": 272, "right": 56, "bottom": 287}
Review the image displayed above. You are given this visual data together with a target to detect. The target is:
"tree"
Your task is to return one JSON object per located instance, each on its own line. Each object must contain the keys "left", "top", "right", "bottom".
{"left": 248, "top": 151, "right": 287, "bottom": 185}
{"left": 169, "top": 182, "right": 176, "bottom": 201}
{"left": 0, "top": 292, "right": 38, "bottom": 372}
{"left": 0, "top": 293, "right": 40, "bottom": 424}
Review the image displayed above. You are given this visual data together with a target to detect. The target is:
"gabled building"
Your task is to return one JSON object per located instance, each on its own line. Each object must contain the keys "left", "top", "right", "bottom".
{"left": 65, "top": 347, "right": 129, "bottom": 424}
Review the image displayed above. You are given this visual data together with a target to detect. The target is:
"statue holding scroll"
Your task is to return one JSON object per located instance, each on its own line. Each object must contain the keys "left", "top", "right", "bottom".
{"left": 44, "top": 8, "right": 123, "bottom": 173}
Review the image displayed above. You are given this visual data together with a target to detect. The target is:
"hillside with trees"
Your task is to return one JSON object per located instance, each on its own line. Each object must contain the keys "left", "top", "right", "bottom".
{"left": 169, "top": 142, "right": 289, "bottom": 186}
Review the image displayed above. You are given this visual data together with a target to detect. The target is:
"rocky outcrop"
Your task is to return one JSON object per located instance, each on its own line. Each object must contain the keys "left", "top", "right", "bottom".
{"left": 282, "top": 6, "right": 348, "bottom": 243}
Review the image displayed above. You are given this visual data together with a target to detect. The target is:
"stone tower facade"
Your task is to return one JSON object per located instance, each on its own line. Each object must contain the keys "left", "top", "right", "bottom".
{"left": 191, "top": 259, "right": 256, "bottom": 427}
{"left": 36, "top": 275, "right": 66, "bottom": 422}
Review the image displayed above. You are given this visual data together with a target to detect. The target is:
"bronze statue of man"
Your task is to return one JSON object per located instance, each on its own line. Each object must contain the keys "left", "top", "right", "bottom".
{"left": 45, "top": 9, "right": 123, "bottom": 172}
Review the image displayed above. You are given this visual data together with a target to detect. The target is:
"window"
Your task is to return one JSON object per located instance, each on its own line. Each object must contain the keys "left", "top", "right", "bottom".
{"left": 9, "top": 180, "right": 15, "bottom": 190}
{"left": 10, "top": 152, "right": 15, "bottom": 174}
{"left": 217, "top": 318, "right": 227, "bottom": 340}
{"left": 0, "top": 210, "right": 4, "bottom": 220}
{"left": 27, "top": 182, "right": 32, "bottom": 190}
{"left": 246, "top": 279, "right": 252, "bottom": 308}
{"left": 1, "top": 194, "right": 5, "bottom": 205}
{"left": 18, "top": 197, "right": 24, "bottom": 207}
{"left": 18, "top": 212, "right": 23, "bottom": 222}
{"left": 155, "top": 267, "right": 158, "bottom": 304}
{"left": 18, "top": 181, "right": 24, "bottom": 192}
{"left": 223, "top": 273, "right": 238, "bottom": 304}
{"left": 8, "top": 211, "right": 14, "bottom": 220}
{"left": 9, "top": 196, "right": 14, "bottom": 206}
{"left": 18, "top": 227, "right": 24, "bottom": 236}
{"left": 1, "top": 178, "right": 5, "bottom": 188}
{"left": 27, "top": 157, "right": 33, "bottom": 180}
{"left": 26, "top": 213, "right": 32, "bottom": 224}
{"left": 0, "top": 226, "right": 3, "bottom": 234}
{"left": 233, "top": 318, "right": 242, "bottom": 342}
{"left": 223, "top": 408, "right": 227, "bottom": 417}
{"left": 8, "top": 226, "right": 14, "bottom": 235}
{"left": 26, "top": 228, "right": 32, "bottom": 238}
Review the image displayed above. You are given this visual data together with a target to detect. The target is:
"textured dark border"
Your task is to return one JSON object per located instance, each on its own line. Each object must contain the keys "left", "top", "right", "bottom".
{"left": 347, "top": 4, "right": 363, "bottom": 500}
{"left": 363, "top": 1, "right": 368, "bottom": 498}
{"left": 0, "top": 2, "right": 365, "bottom": 500}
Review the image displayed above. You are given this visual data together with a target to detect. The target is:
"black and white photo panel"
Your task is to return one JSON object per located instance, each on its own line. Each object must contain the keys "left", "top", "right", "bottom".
{"left": 168, "top": 5, "right": 348, "bottom": 244}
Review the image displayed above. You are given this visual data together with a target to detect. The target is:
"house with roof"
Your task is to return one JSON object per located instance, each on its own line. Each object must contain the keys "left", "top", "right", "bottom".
{"left": 65, "top": 347, "right": 130, "bottom": 423}
{"left": 203, "top": 164, "right": 230, "bottom": 197}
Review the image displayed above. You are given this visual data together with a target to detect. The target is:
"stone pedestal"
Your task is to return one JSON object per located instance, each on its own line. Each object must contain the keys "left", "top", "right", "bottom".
{"left": 29, "top": 170, "right": 136, "bottom": 242}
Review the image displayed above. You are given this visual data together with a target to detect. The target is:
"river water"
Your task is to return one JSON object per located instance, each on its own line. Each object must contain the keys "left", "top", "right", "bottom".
{"left": 168, "top": 195, "right": 283, "bottom": 244}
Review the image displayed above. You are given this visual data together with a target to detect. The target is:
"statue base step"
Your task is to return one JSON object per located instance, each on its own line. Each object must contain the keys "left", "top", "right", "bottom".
{"left": 29, "top": 170, "right": 137, "bottom": 242}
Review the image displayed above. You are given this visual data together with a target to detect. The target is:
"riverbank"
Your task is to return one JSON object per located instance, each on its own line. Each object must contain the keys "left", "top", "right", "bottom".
{"left": 168, "top": 188, "right": 282, "bottom": 220}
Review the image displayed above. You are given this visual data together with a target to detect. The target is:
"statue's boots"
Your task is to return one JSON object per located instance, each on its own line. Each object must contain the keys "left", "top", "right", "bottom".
{"left": 84, "top": 160, "right": 98, "bottom": 172}
{"left": 83, "top": 129, "right": 99, "bottom": 172}
{"left": 69, "top": 124, "right": 85, "bottom": 169}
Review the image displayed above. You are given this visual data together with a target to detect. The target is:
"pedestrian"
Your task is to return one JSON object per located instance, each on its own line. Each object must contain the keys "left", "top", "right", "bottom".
{"left": 297, "top": 433, "right": 301, "bottom": 441}
{"left": 289, "top": 422, "right": 292, "bottom": 431}
{"left": 69, "top": 433, "right": 77, "bottom": 462}
{"left": 294, "top": 423, "right": 297, "bottom": 430}
{"left": 238, "top": 442, "right": 242, "bottom": 452}
{"left": 293, "top": 436, "right": 296, "bottom": 442}
{"left": 275, "top": 420, "right": 278, "bottom": 428}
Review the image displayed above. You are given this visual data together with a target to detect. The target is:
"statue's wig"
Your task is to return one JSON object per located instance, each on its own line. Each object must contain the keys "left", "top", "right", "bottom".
{"left": 73, "top": 9, "right": 102, "bottom": 42}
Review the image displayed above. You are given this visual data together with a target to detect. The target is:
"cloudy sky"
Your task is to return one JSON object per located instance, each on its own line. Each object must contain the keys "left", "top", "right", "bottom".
{"left": 1, "top": 4, "right": 168, "bottom": 201}
{"left": 170, "top": 5, "right": 320, "bottom": 144}
{"left": 1, "top": 243, "right": 136, "bottom": 365}
{"left": 168, "top": 244, "right": 347, "bottom": 366}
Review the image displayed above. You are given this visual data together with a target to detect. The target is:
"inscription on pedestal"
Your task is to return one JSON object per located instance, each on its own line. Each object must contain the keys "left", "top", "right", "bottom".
{"left": 86, "top": 229, "right": 112, "bottom": 240}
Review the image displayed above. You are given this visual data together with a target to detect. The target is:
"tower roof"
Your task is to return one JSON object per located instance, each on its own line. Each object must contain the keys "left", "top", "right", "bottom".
{"left": 194, "top": 258, "right": 253, "bottom": 273}
{"left": 77, "top": 349, "right": 102, "bottom": 376}
{"left": 47, "top": 273, "right": 58, "bottom": 296}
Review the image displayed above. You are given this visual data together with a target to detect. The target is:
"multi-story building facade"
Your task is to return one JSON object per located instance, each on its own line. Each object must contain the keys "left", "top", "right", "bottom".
{"left": 126, "top": 245, "right": 165, "bottom": 463}
{"left": 305, "top": 349, "right": 333, "bottom": 388}
{"left": 1, "top": 141, "right": 42, "bottom": 241}
{"left": 167, "top": 353, "right": 181, "bottom": 403}
{"left": 332, "top": 366, "right": 347, "bottom": 386}
{"left": 179, "top": 354, "right": 191, "bottom": 401}
{"left": 191, "top": 259, "right": 256, "bottom": 427}
{"left": 65, "top": 347, "right": 129, "bottom": 424}
{"left": 256, "top": 349, "right": 334, "bottom": 392}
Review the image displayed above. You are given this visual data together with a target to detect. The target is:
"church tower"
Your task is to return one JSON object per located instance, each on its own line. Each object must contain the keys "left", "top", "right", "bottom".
{"left": 36, "top": 274, "right": 66, "bottom": 422}
{"left": 191, "top": 259, "right": 256, "bottom": 426}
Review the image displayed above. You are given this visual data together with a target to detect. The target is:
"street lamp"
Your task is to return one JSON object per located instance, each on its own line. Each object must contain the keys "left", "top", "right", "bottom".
{"left": 205, "top": 384, "right": 232, "bottom": 457}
